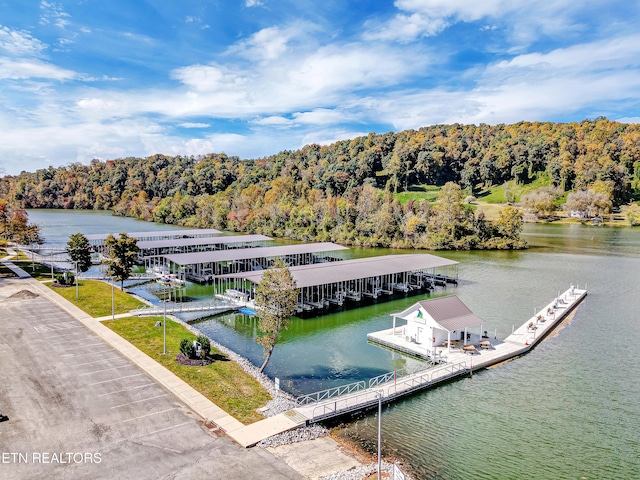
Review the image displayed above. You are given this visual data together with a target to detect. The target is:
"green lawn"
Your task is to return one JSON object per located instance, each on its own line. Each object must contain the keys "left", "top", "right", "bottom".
{"left": 393, "top": 184, "right": 441, "bottom": 205}
{"left": 478, "top": 174, "right": 554, "bottom": 204}
{"left": 48, "top": 279, "right": 146, "bottom": 317}
{"left": 103, "top": 316, "right": 271, "bottom": 424}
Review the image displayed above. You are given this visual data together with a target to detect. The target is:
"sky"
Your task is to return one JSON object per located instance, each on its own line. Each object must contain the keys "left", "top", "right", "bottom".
{"left": 1, "top": 1, "right": 640, "bottom": 176}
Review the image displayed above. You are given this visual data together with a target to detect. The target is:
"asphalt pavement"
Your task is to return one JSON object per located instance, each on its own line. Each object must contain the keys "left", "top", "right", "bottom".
{"left": 0, "top": 275, "right": 302, "bottom": 480}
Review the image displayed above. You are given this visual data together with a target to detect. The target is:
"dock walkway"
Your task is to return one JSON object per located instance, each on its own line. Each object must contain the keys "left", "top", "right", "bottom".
{"left": 229, "top": 286, "right": 586, "bottom": 447}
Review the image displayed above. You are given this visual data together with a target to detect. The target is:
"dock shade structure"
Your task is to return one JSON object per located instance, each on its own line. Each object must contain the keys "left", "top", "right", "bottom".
{"left": 86, "top": 228, "right": 221, "bottom": 244}
{"left": 218, "top": 254, "right": 458, "bottom": 313}
{"left": 138, "top": 234, "right": 273, "bottom": 272}
{"left": 162, "top": 242, "right": 348, "bottom": 283}
{"left": 86, "top": 228, "right": 222, "bottom": 253}
{"left": 391, "top": 295, "right": 484, "bottom": 355}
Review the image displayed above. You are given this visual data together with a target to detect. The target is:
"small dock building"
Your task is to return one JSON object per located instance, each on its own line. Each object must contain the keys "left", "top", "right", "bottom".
{"left": 370, "top": 296, "right": 486, "bottom": 360}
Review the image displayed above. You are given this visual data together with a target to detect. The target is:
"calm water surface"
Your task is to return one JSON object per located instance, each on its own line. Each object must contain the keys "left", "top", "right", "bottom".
{"left": 29, "top": 210, "right": 640, "bottom": 479}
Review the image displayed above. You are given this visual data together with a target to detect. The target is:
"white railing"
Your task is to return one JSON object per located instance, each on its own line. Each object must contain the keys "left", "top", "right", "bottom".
{"left": 296, "top": 380, "right": 367, "bottom": 405}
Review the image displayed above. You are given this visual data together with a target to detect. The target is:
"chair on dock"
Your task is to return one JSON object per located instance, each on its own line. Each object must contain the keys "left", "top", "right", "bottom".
{"left": 478, "top": 340, "right": 492, "bottom": 350}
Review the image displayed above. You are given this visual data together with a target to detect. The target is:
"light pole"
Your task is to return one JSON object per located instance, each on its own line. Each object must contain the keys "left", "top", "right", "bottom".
{"left": 74, "top": 260, "right": 79, "bottom": 299}
{"left": 163, "top": 296, "right": 167, "bottom": 354}
{"left": 377, "top": 390, "right": 383, "bottom": 479}
{"left": 111, "top": 276, "right": 115, "bottom": 320}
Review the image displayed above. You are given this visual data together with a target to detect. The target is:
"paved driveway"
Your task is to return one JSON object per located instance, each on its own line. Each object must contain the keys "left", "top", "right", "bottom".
{"left": 0, "top": 277, "right": 302, "bottom": 480}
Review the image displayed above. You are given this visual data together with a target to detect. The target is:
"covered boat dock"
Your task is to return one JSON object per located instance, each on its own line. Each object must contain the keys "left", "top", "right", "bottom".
{"left": 218, "top": 253, "right": 458, "bottom": 313}
{"left": 86, "top": 228, "right": 222, "bottom": 248}
{"left": 138, "top": 234, "right": 273, "bottom": 272}
{"left": 161, "top": 242, "right": 348, "bottom": 283}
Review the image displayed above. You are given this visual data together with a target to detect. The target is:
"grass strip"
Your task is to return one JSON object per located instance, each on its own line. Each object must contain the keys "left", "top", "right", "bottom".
{"left": 103, "top": 316, "right": 271, "bottom": 424}
{"left": 47, "top": 279, "right": 146, "bottom": 317}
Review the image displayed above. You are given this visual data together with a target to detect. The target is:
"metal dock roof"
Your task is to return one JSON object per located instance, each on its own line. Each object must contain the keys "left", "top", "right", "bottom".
{"left": 163, "top": 242, "right": 348, "bottom": 266}
{"left": 138, "top": 234, "right": 273, "bottom": 249}
{"left": 219, "top": 254, "right": 458, "bottom": 288}
{"left": 85, "top": 228, "right": 222, "bottom": 241}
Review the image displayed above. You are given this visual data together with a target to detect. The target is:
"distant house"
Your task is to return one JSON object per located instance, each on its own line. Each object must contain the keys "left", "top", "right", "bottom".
{"left": 390, "top": 296, "right": 485, "bottom": 354}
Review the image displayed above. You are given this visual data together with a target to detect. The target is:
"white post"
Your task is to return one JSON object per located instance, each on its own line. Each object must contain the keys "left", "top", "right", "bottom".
{"left": 163, "top": 298, "right": 167, "bottom": 354}
{"left": 377, "top": 391, "right": 382, "bottom": 480}
{"left": 111, "top": 277, "right": 115, "bottom": 320}
{"left": 75, "top": 261, "right": 79, "bottom": 299}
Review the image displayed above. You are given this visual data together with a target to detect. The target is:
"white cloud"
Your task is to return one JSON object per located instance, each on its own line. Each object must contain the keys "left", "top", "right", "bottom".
{"left": 245, "top": 0, "right": 264, "bottom": 7}
{"left": 366, "top": 0, "right": 593, "bottom": 44}
{"left": 367, "top": 34, "right": 640, "bottom": 129}
{"left": 0, "top": 26, "right": 47, "bottom": 56}
{"left": 39, "top": 0, "right": 71, "bottom": 30}
{"left": 0, "top": 57, "right": 76, "bottom": 80}
{"left": 252, "top": 115, "right": 292, "bottom": 126}
{"left": 179, "top": 122, "right": 211, "bottom": 128}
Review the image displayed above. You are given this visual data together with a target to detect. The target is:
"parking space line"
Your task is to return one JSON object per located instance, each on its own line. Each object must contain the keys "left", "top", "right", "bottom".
{"left": 88, "top": 373, "right": 145, "bottom": 386}
{"left": 73, "top": 357, "right": 125, "bottom": 367}
{"left": 62, "top": 349, "right": 113, "bottom": 358}
{"left": 135, "top": 421, "right": 192, "bottom": 438}
{"left": 96, "top": 383, "right": 156, "bottom": 397}
{"left": 49, "top": 338, "right": 94, "bottom": 346}
{"left": 79, "top": 365, "right": 134, "bottom": 376}
{"left": 110, "top": 394, "right": 169, "bottom": 409}
{"left": 35, "top": 332, "right": 80, "bottom": 340}
{"left": 54, "top": 341, "right": 105, "bottom": 349}
{"left": 120, "top": 408, "right": 177, "bottom": 423}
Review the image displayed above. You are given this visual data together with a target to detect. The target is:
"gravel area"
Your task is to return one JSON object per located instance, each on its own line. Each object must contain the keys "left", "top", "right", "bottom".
{"left": 257, "top": 424, "right": 330, "bottom": 448}
{"left": 318, "top": 461, "right": 397, "bottom": 480}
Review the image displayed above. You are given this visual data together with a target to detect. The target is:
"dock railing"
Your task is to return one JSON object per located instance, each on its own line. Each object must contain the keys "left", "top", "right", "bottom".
{"left": 310, "top": 388, "right": 383, "bottom": 421}
{"left": 296, "top": 380, "right": 367, "bottom": 405}
{"left": 386, "top": 361, "right": 467, "bottom": 398}
{"left": 368, "top": 363, "right": 430, "bottom": 388}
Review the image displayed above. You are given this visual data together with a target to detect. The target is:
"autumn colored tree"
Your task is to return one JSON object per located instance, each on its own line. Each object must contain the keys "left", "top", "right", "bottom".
{"left": 495, "top": 206, "right": 525, "bottom": 246}
{"left": 254, "top": 258, "right": 298, "bottom": 373}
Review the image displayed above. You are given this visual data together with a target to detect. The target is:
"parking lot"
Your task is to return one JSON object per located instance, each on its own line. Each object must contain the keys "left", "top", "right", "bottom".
{"left": 0, "top": 277, "right": 302, "bottom": 480}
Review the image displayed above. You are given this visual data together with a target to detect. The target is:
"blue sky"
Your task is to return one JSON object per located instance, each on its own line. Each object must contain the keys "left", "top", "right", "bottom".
{"left": 1, "top": 1, "right": 640, "bottom": 175}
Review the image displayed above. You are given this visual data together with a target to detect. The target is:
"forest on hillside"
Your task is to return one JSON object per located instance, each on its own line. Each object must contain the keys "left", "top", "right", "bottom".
{"left": 2, "top": 119, "right": 640, "bottom": 249}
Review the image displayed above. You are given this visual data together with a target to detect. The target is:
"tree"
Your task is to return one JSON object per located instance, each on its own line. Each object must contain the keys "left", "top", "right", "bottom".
{"left": 564, "top": 189, "right": 612, "bottom": 218}
{"left": 0, "top": 205, "right": 43, "bottom": 244}
{"left": 520, "top": 186, "right": 562, "bottom": 218}
{"left": 254, "top": 258, "right": 298, "bottom": 373}
{"left": 66, "top": 233, "right": 92, "bottom": 273}
{"left": 496, "top": 206, "right": 525, "bottom": 243}
{"left": 104, "top": 233, "right": 139, "bottom": 289}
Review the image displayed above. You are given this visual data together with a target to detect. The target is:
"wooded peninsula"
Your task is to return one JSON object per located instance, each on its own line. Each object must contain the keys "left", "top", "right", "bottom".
{"left": 2, "top": 119, "right": 640, "bottom": 250}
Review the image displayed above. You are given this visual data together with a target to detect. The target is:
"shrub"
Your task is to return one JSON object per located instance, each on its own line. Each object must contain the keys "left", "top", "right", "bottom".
{"left": 197, "top": 335, "right": 211, "bottom": 357}
{"left": 179, "top": 338, "right": 195, "bottom": 359}
{"left": 55, "top": 272, "right": 75, "bottom": 285}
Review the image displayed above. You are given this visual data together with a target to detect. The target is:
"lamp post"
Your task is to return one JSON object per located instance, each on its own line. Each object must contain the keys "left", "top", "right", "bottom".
{"left": 111, "top": 276, "right": 115, "bottom": 320}
{"left": 74, "top": 260, "right": 79, "bottom": 299}
{"left": 377, "top": 390, "right": 383, "bottom": 479}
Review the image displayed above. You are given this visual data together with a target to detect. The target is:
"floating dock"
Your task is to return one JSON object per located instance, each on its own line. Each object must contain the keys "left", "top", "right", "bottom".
{"left": 225, "top": 285, "right": 587, "bottom": 447}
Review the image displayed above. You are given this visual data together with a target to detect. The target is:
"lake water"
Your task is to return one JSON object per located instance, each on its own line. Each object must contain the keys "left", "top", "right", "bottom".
{"left": 27, "top": 209, "right": 640, "bottom": 479}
